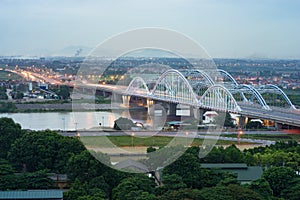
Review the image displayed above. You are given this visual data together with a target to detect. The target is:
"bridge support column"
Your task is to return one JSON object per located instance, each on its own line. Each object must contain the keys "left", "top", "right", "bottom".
{"left": 147, "top": 99, "right": 154, "bottom": 115}
{"left": 275, "top": 122, "right": 283, "bottom": 130}
{"left": 122, "top": 95, "right": 131, "bottom": 107}
{"left": 190, "top": 107, "right": 201, "bottom": 119}
{"left": 237, "top": 116, "right": 247, "bottom": 129}
{"left": 168, "top": 103, "right": 177, "bottom": 116}
{"left": 199, "top": 109, "right": 205, "bottom": 123}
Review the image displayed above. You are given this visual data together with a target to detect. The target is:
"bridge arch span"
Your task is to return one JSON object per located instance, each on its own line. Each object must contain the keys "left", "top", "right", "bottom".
{"left": 181, "top": 69, "right": 214, "bottom": 85}
{"left": 126, "top": 76, "right": 150, "bottom": 95}
{"left": 199, "top": 84, "right": 241, "bottom": 112}
{"left": 216, "top": 69, "right": 239, "bottom": 86}
{"left": 235, "top": 84, "right": 270, "bottom": 110}
{"left": 259, "top": 84, "right": 296, "bottom": 109}
{"left": 151, "top": 69, "right": 198, "bottom": 105}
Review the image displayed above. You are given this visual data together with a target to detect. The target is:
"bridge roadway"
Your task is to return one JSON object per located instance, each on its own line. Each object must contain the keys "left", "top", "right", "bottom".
{"left": 10, "top": 69, "right": 300, "bottom": 127}
{"left": 78, "top": 82, "right": 300, "bottom": 127}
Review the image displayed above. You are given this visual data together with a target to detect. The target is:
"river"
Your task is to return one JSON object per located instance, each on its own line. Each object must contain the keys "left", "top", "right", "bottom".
{"left": 0, "top": 111, "right": 120, "bottom": 131}
{"left": 0, "top": 108, "right": 191, "bottom": 131}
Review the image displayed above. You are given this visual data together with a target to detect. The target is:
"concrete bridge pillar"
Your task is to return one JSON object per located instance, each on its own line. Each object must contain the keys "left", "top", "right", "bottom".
{"left": 237, "top": 115, "right": 247, "bottom": 128}
{"left": 168, "top": 103, "right": 177, "bottom": 116}
{"left": 147, "top": 99, "right": 154, "bottom": 115}
{"left": 190, "top": 107, "right": 200, "bottom": 119}
{"left": 275, "top": 122, "right": 283, "bottom": 130}
{"left": 199, "top": 109, "right": 205, "bottom": 122}
{"left": 122, "top": 95, "right": 131, "bottom": 107}
{"left": 111, "top": 93, "right": 123, "bottom": 107}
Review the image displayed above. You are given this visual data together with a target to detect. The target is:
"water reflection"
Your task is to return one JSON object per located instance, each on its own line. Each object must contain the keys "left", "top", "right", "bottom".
{"left": 0, "top": 112, "right": 120, "bottom": 131}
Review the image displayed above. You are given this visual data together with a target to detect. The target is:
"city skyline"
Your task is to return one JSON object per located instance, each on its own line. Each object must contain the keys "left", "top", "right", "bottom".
{"left": 1, "top": 0, "right": 300, "bottom": 59}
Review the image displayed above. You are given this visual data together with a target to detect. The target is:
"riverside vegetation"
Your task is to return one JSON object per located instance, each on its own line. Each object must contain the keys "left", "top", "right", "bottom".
{"left": 0, "top": 117, "right": 300, "bottom": 199}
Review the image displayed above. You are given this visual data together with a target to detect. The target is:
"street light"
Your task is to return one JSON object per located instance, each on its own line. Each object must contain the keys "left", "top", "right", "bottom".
{"left": 185, "top": 131, "right": 189, "bottom": 147}
{"left": 238, "top": 129, "right": 243, "bottom": 144}
{"left": 74, "top": 122, "right": 78, "bottom": 132}
{"left": 62, "top": 118, "right": 65, "bottom": 132}
{"left": 131, "top": 133, "right": 135, "bottom": 148}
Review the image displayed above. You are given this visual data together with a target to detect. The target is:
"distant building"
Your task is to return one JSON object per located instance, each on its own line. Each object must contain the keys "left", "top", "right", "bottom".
{"left": 200, "top": 163, "right": 263, "bottom": 184}
{"left": 203, "top": 111, "right": 218, "bottom": 124}
{"left": 114, "top": 158, "right": 149, "bottom": 173}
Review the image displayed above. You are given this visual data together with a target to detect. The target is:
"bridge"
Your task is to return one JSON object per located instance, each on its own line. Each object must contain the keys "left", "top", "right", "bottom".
{"left": 9, "top": 68, "right": 300, "bottom": 128}
{"left": 76, "top": 68, "right": 300, "bottom": 128}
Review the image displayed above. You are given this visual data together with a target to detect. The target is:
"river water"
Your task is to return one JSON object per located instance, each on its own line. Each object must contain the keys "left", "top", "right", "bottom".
{"left": 0, "top": 112, "right": 120, "bottom": 131}
{"left": 0, "top": 108, "right": 190, "bottom": 131}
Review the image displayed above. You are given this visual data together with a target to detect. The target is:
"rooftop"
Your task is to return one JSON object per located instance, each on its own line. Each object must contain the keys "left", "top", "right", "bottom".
{"left": 0, "top": 190, "right": 63, "bottom": 200}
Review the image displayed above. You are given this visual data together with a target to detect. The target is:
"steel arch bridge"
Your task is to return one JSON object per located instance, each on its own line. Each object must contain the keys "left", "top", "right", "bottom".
{"left": 126, "top": 69, "right": 296, "bottom": 111}
{"left": 124, "top": 68, "right": 300, "bottom": 127}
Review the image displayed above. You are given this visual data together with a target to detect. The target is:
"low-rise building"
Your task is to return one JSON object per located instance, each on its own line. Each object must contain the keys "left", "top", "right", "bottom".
{"left": 200, "top": 163, "right": 263, "bottom": 184}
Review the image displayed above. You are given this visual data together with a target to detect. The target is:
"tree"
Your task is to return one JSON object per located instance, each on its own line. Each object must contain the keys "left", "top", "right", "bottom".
{"left": 223, "top": 144, "right": 244, "bottom": 163}
{"left": 263, "top": 166, "right": 297, "bottom": 196}
{"left": 0, "top": 117, "right": 23, "bottom": 159}
{"left": 163, "top": 152, "right": 203, "bottom": 189}
{"left": 0, "top": 159, "right": 53, "bottom": 190}
{"left": 158, "top": 174, "right": 187, "bottom": 193}
{"left": 280, "top": 178, "right": 300, "bottom": 200}
{"left": 200, "top": 184, "right": 264, "bottom": 200}
{"left": 58, "top": 85, "right": 70, "bottom": 100}
{"left": 12, "top": 91, "right": 24, "bottom": 99}
{"left": 88, "top": 176, "right": 110, "bottom": 197}
{"left": 146, "top": 146, "right": 156, "bottom": 153}
{"left": 112, "top": 175, "right": 156, "bottom": 200}
{"left": 248, "top": 178, "right": 273, "bottom": 199}
{"left": 64, "top": 179, "right": 89, "bottom": 200}
{"left": 66, "top": 150, "right": 110, "bottom": 182}
{"left": 113, "top": 117, "right": 135, "bottom": 130}
{"left": 200, "top": 146, "right": 225, "bottom": 163}
{"left": 0, "top": 102, "right": 17, "bottom": 113}
{"left": 246, "top": 121, "right": 263, "bottom": 129}
{"left": 157, "top": 188, "right": 204, "bottom": 200}
{"left": 16, "top": 170, "right": 54, "bottom": 190}
{"left": 0, "top": 159, "right": 16, "bottom": 190}
{"left": 0, "top": 86, "right": 8, "bottom": 100}
{"left": 8, "top": 130, "right": 85, "bottom": 172}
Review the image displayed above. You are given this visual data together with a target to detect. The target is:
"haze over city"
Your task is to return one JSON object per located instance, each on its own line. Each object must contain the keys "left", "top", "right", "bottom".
{"left": 1, "top": 0, "right": 300, "bottom": 59}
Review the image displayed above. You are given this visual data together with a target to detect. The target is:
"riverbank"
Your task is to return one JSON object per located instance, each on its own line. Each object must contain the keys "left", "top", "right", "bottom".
{"left": 15, "top": 103, "right": 112, "bottom": 112}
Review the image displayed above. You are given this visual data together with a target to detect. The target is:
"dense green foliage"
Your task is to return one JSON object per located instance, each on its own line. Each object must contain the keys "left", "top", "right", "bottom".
{"left": 57, "top": 85, "right": 71, "bottom": 100}
{"left": 246, "top": 121, "right": 263, "bottom": 129}
{"left": 0, "top": 101, "right": 17, "bottom": 113}
{"left": 0, "top": 86, "right": 8, "bottom": 100}
{"left": 0, "top": 117, "right": 23, "bottom": 158}
{"left": 1, "top": 117, "right": 300, "bottom": 200}
{"left": 8, "top": 130, "right": 85, "bottom": 172}
{"left": 0, "top": 159, "right": 54, "bottom": 190}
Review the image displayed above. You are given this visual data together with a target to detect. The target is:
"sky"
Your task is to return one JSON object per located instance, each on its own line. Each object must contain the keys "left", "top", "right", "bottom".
{"left": 0, "top": 0, "right": 300, "bottom": 58}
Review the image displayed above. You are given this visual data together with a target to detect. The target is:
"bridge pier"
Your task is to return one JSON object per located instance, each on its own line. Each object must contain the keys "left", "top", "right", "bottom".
{"left": 122, "top": 95, "right": 131, "bottom": 107}
{"left": 199, "top": 109, "right": 205, "bottom": 123}
{"left": 147, "top": 99, "right": 155, "bottom": 115}
{"left": 190, "top": 107, "right": 200, "bottom": 119}
{"left": 237, "top": 116, "right": 248, "bottom": 129}
{"left": 275, "top": 122, "right": 283, "bottom": 130}
{"left": 168, "top": 103, "right": 177, "bottom": 116}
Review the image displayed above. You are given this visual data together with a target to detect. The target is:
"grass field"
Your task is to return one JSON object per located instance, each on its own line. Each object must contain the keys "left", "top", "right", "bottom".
{"left": 223, "top": 133, "right": 300, "bottom": 142}
{"left": 0, "top": 70, "right": 23, "bottom": 81}
{"left": 80, "top": 136, "right": 252, "bottom": 148}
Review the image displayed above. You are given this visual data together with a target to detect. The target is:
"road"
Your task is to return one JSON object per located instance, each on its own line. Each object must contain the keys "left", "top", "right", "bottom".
{"left": 59, "top": 130, "right": 279, "bottom": 146}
